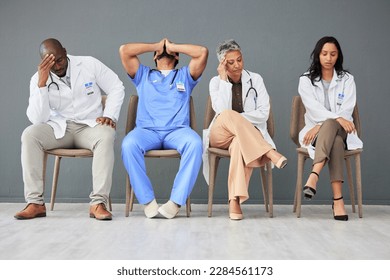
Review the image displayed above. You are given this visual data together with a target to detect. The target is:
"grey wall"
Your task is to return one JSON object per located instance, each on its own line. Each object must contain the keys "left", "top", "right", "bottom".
{"left": 1, "top": 0, "right": 389, "bottom": 205}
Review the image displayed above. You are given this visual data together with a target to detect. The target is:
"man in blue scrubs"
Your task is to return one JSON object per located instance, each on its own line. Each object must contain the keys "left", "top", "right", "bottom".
{"left": 119, "top": 38, "right": 208, "bottom": 218}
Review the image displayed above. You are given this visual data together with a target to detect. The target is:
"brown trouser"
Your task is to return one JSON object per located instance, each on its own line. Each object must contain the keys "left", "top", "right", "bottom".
{"left": 209, "top": 110, "right": 273, "bottom": 203}
{"left": 313, "top": 119, "right": 347, "bottom": 182}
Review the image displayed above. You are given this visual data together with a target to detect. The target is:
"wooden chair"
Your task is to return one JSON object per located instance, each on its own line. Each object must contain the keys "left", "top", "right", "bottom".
{"left": 43, "top": 95, "right": 112, "bottom": 211}
{"left": 124, "top": 95, "right": 194, "bottom": 217}
{"left": 289, "top": 95, "right": 363, "bottom": 218}
{"left": 203, "top": 96, "right": 275, "bottom": 217}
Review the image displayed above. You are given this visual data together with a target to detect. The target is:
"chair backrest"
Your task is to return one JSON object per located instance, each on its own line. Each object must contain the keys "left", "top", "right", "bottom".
{"left": 289, "top": 95, "right": 361, "bottom": 147}
{"left": 353, "top": 103, "right": 361, "bottom": 138}
{"left": 101, "top": 95, "right": 107, "bottom": 108}
{"left": 125, "top": 95, "right": 196, "bottom": 134}
{"left": 203, "top": 95, "right": 274, "bottom": 138}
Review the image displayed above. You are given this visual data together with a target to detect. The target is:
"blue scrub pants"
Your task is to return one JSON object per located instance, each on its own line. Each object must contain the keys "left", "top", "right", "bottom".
{"left": 121, "top": 126, "right": 202, "bottom": 205}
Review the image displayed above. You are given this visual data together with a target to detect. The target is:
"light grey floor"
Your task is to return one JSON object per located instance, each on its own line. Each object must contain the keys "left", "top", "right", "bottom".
{"left": 1, "top": 203, "right": 389, "bottom": 260}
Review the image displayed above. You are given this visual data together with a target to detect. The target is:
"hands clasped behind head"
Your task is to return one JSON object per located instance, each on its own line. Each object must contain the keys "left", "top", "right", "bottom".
{"left": 156, "top": 44, "right": 178, "bottom": 61}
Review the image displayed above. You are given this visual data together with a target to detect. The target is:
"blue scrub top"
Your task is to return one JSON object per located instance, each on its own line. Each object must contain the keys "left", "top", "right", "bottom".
{"left": 130, "top": 64, "right": 199, "bottom": 130}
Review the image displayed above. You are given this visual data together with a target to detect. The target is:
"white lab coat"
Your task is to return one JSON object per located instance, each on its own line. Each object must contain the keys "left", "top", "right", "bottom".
{"left": 298, "top": 70, "right": 363, "bottom": 158}
{"left": 27, "top": 55, "right": 125, "bottom": 139}
{"left": 202, "top": 69, "right": 275, "bottom": 184}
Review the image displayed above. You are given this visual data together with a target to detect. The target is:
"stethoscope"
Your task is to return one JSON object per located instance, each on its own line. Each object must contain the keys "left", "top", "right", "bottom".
{"left": 47, "top": 70, "right": 72, "bottom": 110}
{"left": 47, "top": 72, "right": 61, "bottom": 110}
{"left": 148, "top": 69, "right": 178, "bottom": 88}
{"left": 47, "top": 57, "right": 71, "bottom": 110}
{"left": 243, "top": 69, "right": 258, "bottom": 109}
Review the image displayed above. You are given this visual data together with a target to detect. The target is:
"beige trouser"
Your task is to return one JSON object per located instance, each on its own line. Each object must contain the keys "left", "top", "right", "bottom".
{"left": 21, "top": 121, "right": 116, "bottom": 206}
{"left": 209, "top": 110, "right": 273, "bottom": 203}
{"left": 313, "top": 119, "right": 347, "bottom": 182}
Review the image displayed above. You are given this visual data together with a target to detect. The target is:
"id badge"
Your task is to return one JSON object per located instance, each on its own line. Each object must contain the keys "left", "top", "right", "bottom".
{"left": 176, "top": 82, "right": 185, "bottom": 92}
{"left": 337, "top": 92, "right": 344, "bottom": 106}
{"left": 84, "top": 82, "right": 94, "bottom": 95}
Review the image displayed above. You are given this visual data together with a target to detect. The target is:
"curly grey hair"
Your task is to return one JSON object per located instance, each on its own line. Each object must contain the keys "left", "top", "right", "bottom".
{"left": 216, "top": 39, "right": 241, "bottom": 62}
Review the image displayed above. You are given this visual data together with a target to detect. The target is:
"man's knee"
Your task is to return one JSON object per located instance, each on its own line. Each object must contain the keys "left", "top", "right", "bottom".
{"left": 97, "top": 125, "right": 116, "bottom": 144}
{"left": 21, "top": 126, "right": 33, "bottom": 144}
{"left": 121, "top": 134, "right": 140, "bottom": 154}
{"left": 183, "top": 132, "right": 202, "bottom": 156}
{"left": 21, "top": 124, "right": 48, "bottom": 144}
{"left": 192, "top": 136, "right": 203, "bottom": 155}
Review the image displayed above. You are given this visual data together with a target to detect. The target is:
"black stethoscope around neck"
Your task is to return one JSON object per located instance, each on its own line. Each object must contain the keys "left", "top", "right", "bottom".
{"left": 47, "top": 72, "right": 70, "bottom": 110}
{"left": 47, "top": 67, "right": 71, "bottom": 110}
{"left": 234, "top": 69, "right": 258, "bottom": 109}
{"left": 48, "top": 72, "right": 60, "bottom": 91}
{"left": 47, "top": 72, "right": 61, "bottom": 110}
{"left": 148, "top": 69, "right": 178, "bottom": 88}
{"left": 48, "top": 56, "right": 70, "bottom": 93}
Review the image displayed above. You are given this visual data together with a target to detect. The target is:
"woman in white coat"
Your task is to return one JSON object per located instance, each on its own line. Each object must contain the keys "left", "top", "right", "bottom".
{"left": 299, "top": 36, "right": 363, "bottom": 221}
{"left": 204, "top": 39, "right": 287, "bottom": 220}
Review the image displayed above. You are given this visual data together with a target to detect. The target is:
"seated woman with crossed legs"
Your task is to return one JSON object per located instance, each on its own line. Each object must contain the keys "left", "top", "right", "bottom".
{"left": 299, "top": 36, "right": 363, "bottom": 221}
{"left": 203, "top": 39, "right": 287, "bottom": 220}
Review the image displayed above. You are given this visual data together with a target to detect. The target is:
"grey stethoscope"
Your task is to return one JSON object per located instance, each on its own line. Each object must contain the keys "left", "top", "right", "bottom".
{"left": 243, "top": 69, "right": 258, "bottom": 109}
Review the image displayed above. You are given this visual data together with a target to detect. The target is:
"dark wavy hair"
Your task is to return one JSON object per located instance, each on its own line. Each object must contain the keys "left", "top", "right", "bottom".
{"left": 305, "top": 36, "right": 348, "bottom": 85}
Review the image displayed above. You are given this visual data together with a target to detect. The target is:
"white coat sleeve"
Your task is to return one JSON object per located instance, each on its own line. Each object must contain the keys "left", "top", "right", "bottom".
{"left": 298, "top": 76, "right": 338, "bottom": 123}
{"left": 93, "top": 58, "right": 125, "bottom": 122}
{"left": 209, "top": 76, "right": 232, "bottom": 114}
{"left": 241, "top": 74, "right": 269, "bottom": 126}
{"left": 26, "top": 74, "right": 51, "bottom": 124}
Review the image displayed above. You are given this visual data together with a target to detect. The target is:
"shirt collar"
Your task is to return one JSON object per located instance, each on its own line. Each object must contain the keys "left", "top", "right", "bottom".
{"left": 228, "top": 76, "right": 242, "bottom": 85}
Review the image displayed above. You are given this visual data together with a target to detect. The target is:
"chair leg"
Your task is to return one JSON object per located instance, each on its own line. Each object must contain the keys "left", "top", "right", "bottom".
{"left": 260, "top": 167, "right": 269, "bottom": 213}
{"left": 130, "top": 188, "right": 135, "bottom": 211}
{"left": 43, "top": 153, "right": 48, "bottom": 192}
{"left": 186, "top": 197, "right": 191, "bottom": 217}
{"left": 345, "top": 157, "right": 356, "bottom": 213}
{"left": 266, "top": 162, "right": 273, "bottom": 218}
{"left": 294, "top": 154, "right": 305, "bottom": 218}
{"left": 125, "top": 175, "right": 131, "bottom": 217}
{"left": 50, "top": 156, "right": 62, "bottom": 211}
{"left": 355, "top": 154, "right": 363, "bottom": 218}
{"left": 293, "top": 157, "right": 299, "bottom": 213}
{"left": 208, "top": 154, "right": 219, "bottom": 217}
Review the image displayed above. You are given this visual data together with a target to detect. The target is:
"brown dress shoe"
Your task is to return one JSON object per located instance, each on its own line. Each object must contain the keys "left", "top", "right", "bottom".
{"left": 14, "top": 203, "right": 46, "bottom": 220}
{"left": 89, "top": 203, "right": 112, "bottom": 220}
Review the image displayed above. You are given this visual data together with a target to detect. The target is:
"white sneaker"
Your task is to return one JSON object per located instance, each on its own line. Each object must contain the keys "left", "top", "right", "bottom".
{"left": 144, "top": 199, "right": 159, "bottom": 218}
{"left": 158, "top": 200, "right": 179, "bottom": 219}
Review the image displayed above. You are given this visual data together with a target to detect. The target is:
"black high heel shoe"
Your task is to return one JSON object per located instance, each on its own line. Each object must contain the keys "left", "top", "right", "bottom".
{"left": 303, "top": 171, "right": 319, "bottom": 200}
{"left": 332, "top": 196, "right": 348, "bottom": 221}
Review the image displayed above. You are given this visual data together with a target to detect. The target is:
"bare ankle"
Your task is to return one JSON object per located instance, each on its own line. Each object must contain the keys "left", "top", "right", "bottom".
{"left": 306, "top": 172, "right": 319, "bottom": 187}
{"left": 229, "top": 198, "right": 242, "bottom": 213}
